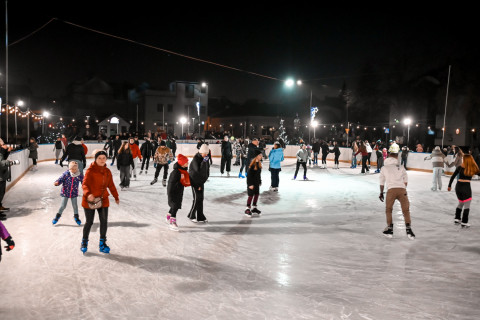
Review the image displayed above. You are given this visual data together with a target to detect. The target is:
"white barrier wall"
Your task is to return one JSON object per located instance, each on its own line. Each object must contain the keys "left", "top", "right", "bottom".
{"left": 6, "top": 143, "right": 457, "bottom": 190}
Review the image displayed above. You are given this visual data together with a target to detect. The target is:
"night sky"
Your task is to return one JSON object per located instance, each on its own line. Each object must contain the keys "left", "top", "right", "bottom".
{"left": 1, "top": 5, "right": 477, "bottom": 105}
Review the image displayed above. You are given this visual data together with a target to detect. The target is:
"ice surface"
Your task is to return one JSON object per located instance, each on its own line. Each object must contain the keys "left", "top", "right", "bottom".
{"left": 0, "top": 158, "right": 479, "bottom": 320}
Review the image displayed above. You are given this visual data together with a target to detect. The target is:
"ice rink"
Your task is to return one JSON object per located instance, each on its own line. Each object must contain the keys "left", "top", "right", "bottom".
{"left": 1, "top": 156, "right": 479, "bottom": 320}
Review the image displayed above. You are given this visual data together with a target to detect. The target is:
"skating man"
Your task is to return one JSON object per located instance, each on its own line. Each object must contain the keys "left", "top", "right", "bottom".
{"left": 188, "top": 144, "right": 210, "bottom": 223}
{"left": 379, "top": 143, "right": 415, "bottom": 239}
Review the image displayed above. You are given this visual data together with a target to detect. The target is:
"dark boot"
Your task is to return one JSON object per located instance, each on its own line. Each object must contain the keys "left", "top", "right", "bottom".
{"left": 461, "top": 209, "right": 470, "bottom": 226}
{"left": 455, "top": 208, "right": 462, "bottom": 224}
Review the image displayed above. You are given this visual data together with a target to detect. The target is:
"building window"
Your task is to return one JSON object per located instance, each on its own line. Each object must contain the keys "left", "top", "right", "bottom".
{"left": 157, "top": 104, "right": 164, "bottom": 112}
{"left": 200, "top": 85, "right": 207, "bottom": 94}
{"left": 200, "top": 106, "right": 206, "bottom": 114}
{"left": 185, "top": 84, "right": 194, "bottom": 98}
{"left": 167, "top": 104, "right": 173, "bottom": 112}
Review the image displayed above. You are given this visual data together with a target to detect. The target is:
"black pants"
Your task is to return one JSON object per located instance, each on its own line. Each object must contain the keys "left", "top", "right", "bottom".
{"left": 188, "top": 186, "right": 207, "bottom": 221}
{"left": 294, "top": 161, "right": 307, "bottom": 178}
{"left": 270, "top": 168, "right": 281, "bottom": 187}
{"left": 111, "top": 150, "right": 119, "bottom": 164}
{"left": 361, "top": 155, "right": 369, "bottom": 173}
{"left": 32, "top": 158, "right": 37, "bottom": 165}
{"left": 221, "top": 156, "right": 231, "bottom": 174}
{"left": 169, "top": 207, "right": 179, "bottom": 218}
{"left": 366, "top": 153, "right": 372, "bottom": 166}
{"left": 0, "top": 180, "right": 6, "bottom": 206}
{"left": 141, "top": 156, "right": 150, "bottom": 171}
{"left": 154, "top": 163, "right": 169, "bottom": 180}
{"left": 83, "top": 207, "right": 109, "bottom": 240}
{"left": 334, "top": 155, "right": 340, "bottom": 165}
{"left": 322, "top": 153, "right": 328, "bottom": 164}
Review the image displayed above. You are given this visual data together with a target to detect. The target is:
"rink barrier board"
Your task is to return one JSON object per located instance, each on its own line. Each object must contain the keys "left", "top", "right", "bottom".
{"left": 6, "top": 142, "right": 457, "bottom": 192}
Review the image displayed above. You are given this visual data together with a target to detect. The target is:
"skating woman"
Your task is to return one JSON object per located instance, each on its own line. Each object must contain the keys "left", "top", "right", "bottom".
{"left": 294, "top": 144, "right": 309, "bottom": 180}
{"left": 116, "top": 141, "right": 134, "bottom": 190}
{"left": 245, "top": 149, "right": 263, "bottom": 217}
{"left": 331, "top": 141, "right": 341, "bottom": 169}
{"left": 128, "top": 137, "right": 142, "bottom": 179}
{"left": 238, "top": 139, "right": 247, "bottom": 178}
{"left": 448, "top": 154, "right": 479, "bottom": 227}
{"left": 268, "top": 141, "right": 284, "bottom": 191}
{"left": 355, "top": 141, "right": 369, "bottom": 174}
{"left": 150, "top": 140, "right": 174, "bottom": 186}
{"left": 80, "top": 150, "right": 119, "bottom": 254}
{"left": 166, "top": 154, "right": 190, "bottom": 231}
{"left": 52, "top": 161, "right": 83, "bottom": 225}
{"left": 28, "top": 137, "right": 39, "bottom": 171}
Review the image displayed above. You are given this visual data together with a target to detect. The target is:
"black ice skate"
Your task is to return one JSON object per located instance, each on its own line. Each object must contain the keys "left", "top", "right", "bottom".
{"left": 251, "top": 207, "right": 261, "bottom": 215}
{"left": 162, "top": 179, "right": 167, "bottom": 187}
{"left": 406, "top": 227, "right": 415, "bottom": 240}
{"left": 244, "top": 208, "right": 252, "bottom": 217}
{"left": 150, "top": 178, "right": 158, "bottom": 185}
{"left": 383, "top": 225, "right": 393, "bottom": 238}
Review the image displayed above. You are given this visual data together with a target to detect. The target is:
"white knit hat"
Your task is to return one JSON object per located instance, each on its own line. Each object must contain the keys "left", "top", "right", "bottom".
{"left": 199, "top": 144, "right": 209, "bottom": 154}
{"left": 388, "top": 142, "right": 400, "bottom": 153}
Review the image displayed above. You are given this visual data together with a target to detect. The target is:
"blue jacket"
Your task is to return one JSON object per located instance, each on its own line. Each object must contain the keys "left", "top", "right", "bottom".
{"left": 268, "top": 148, "right": 284, "bottom": 169}
{"left": 56, "top": 170, "right": 83, "bottom": 198}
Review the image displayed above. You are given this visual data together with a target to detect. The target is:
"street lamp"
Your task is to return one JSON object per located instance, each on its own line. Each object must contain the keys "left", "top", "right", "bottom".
{"left": 312, "top": 120, "right": 318, "bottom": 139}
{"left": 42, "top": 111, "right": 50, "bottom": 135}
{"left": 403, "top": 118, "right": 412, "bottom": 146}
{"left": 180, "top": 117, "right": 187, "bottom": 138}
{"left": 192, "top": 117, "right": 196, "bottom": 136}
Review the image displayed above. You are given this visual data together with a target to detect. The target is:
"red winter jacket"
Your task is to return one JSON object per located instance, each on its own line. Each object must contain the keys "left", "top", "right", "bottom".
{"left": 129, "top": 143, "right": 142, "bottom": 160}
{"left": 82, "top": 162, "right": 119, "bottom": 209}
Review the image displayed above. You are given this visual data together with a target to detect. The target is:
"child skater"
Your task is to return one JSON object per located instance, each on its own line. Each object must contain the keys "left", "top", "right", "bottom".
{"left": 0, "top": 220, "right": 15, "bottom": 263}
{"left": 448, "top": 154, "right": 479, "bottom": 227}
{"left": 52, "top": 161, "right": 84, "bottom": 225}
{"left": 245, "top": 149, "right": 263, "bottom": 217}
{"left": 166, "top": 154, "right": 190, "bottom": 231}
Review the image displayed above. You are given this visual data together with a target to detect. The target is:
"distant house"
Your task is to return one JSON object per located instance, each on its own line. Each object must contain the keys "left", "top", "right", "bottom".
{"left": 97, "top": 114, "right": 130, "bottom": 137}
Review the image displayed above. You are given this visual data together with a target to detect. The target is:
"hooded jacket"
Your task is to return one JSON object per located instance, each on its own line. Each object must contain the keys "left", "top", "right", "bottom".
{"left": 56, "top": 170, "right": 83, "bottom": 198}
{"left": 296, "top": 148, "right": 309, "bottom": 162}
{"left": 189, "top": 153, "right": 209, "bottom": 187}
{"left": 268, "top": 148, "right": 284, "bottom": 169}
{"left": 167, "top": 162, "right": 189, "bottom": 210}
{"left": 82, "top": 162, "right": 119, "bottom": 208}
{"left": 424, "top": 148, "right": 446, "bottom": 168}
{"left": 61, "top": 141, "right": 86, "bottom": 167}
{"left": 129, "top": 142, "right": 142, "bottom": 160}
{"left": 379, "top": 156, "right": 408, "bottom": 190}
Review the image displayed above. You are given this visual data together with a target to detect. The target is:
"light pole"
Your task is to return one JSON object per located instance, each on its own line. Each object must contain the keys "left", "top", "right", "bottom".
{"left": 403, "top": 118, "right": 412, "bottom": 147}
{"left": 312, "top": 120, "right": 318, "bottom": 139}
{"left": 15, "top": 100, "right": 24, "bottom": 144}
{"left": 192, "top": 118, "right": 196, "bottom": 136}
{"left": 42, "top": 111, "right": 50, "bottom": 135}
{"left": 180, "top": 117, "right": 187, "bottom": 138}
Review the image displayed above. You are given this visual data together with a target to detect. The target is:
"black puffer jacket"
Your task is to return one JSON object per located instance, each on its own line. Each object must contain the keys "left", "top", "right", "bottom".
{"left": 189, "top": 153, "right": 209, "bottom": 188}
{"left": 167, "top": 162, "right": 187, "bottom": 210}
{"left": 0, "top": 150, "right": 12, "bottom": 182}
{"left": 61, "top": 141, "right": 86, "bottom": 167}
{"left": 221, "top": 140, "right": 232, "bottom": 159}
{"left": 140, "top": 141, "right": 154, "bottom": 158}
{"left": 116, "top": 151, "right": 134, "bottom": 169}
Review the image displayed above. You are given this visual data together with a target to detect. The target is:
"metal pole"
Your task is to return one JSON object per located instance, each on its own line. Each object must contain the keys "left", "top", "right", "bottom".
{"left": 27, "top": 108, "right": 29, "bottom": 142}
{"left": 136, "top": 104, "right": 138, "bottom": 133}
{"left": 442, "top": 65, "right": 451, "bottom": 148}
{"left": 407, "top": 125, "right": 410, "bottom": 147}
{"left": 14, "top": 104, "right": 16, "bottom": 144}
{"left": 162, "top": 105, "right": 165, "bottom": 132}
{"left": 5, "top": 0, "right": 8, "bottom": 143}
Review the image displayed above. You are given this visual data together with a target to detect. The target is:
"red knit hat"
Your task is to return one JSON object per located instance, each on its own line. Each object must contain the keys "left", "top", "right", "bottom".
{"left": 177, "top": 154, "right": 188, "bottom": 167}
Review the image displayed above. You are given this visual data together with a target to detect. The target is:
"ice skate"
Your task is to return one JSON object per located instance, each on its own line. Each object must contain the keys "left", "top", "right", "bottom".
{"left": 303, "top": 176, "right": 308, "bottom": 180}
{"left": 227, "top": 172, "right": 230, "bottom": 177}
{"left": 169, "top": 218, "right": 179, "bottom": 231}
{"left": 74, "top": 214, "right": 81, "bottom": 226}
{"left": 244, "top": 208, "right": 252, "bottom": 217}
{"left": 461, "top": 222, "right": 471, "bottom": 228}
{"left": 274, "top": 187, "right": 278, "bottom": 192}
{"left": 269, "top": 186, "right": 275, "bottom": 191}
{"left": 251, "top": 207, "right": 261, "bottom": 215}
{"left": 99, "top": 239, "right": 110, "bottom": 254}
{"left": 238, "top": 173, "right": 245, "bottom": 178}
{"left": 52, "top": 213, "right": 61, "bottom": 225}
{"left": 145, "top": 170, "right": 148, "bottom": 175}
{"left": 406, "top": 226, "right": 415, "bottom": 240}
{"left": 139, "top": 170, "right": 143, "bottom": 175}
{"left": 162, "top": 179, "right": 167, "bottom": 187}
{"left": 454, "top": 219, "right": 461, "bottom": 225}
{"left": 165, "top": 214, "right": 171, "bottom": 225}
{"left": 133, "top": 175, "right": 137, "bottom": 180}
{"left": 292, "top": 176, "right": 296, "bottom": 180}
{"left": 383, "top": 225, "right": 393, "bottom": 238}
{"left": 80, "top": 239, "right": 88, "bottom": 254}
{"left": 150, "top": 178, "right": 158, "bottom": 185}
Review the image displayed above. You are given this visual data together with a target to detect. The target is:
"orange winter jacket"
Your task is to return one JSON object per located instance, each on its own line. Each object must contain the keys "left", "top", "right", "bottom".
{"left": 82, "top": 143, "right": 88, "bottom": 156}
{"left": 82, "top": 162, "right": 119, "bottom": 209}
{"left": 129, "top": 143, "right": 142, "bottom": 160}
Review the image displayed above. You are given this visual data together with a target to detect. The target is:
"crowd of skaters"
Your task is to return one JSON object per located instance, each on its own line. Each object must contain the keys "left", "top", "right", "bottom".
{"left": 0, "top": 131, "right": 480, "bottom": 262}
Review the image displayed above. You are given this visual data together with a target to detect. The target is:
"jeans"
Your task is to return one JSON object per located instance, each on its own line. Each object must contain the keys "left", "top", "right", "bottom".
{"left": 119, "top": 166, "right": 131, "bottom": 187}
{"left": 313, "top": 152, "right": 318, "bottom": 164}
{"left": 58, "top": 196, "right": 79, "bottom": 215}
{"left": 432, "top": 167, "right": 443, "bottom": 190}
{"left": 351, "top": 152, "right": 357, "bottom": 167}
{"left": 401, "top": 157, "right": 407, "bottom": 169}
{"left": 239, "top": 158, "right": 247, "bottom": 174}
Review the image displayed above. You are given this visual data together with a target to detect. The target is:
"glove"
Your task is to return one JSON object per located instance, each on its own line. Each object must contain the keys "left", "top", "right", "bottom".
{"left": 4, "top": 236, "right": 14, "bottom": 251}
{"left": 379, "top": 193, "right": 384, "bottom": 202}
{"left": 203, "top": 156, "right": 209, "bottom": 162}
{"left": 60, "top": 162, "right": 64, "bottom": 167}
{"left": 168, "top": 160, "right": 171, "bottom": 164}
